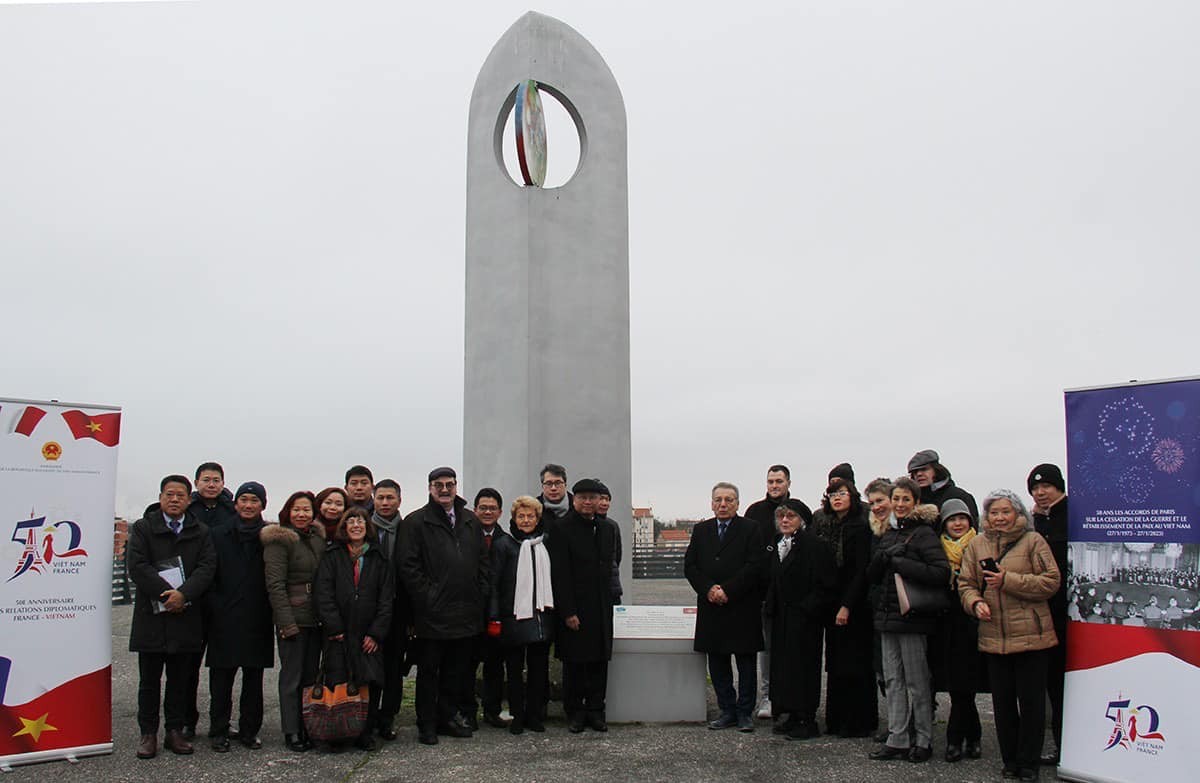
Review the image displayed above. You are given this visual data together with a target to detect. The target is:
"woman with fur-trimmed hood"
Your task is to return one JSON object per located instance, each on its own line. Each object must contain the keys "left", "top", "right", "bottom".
{"left": 262, "top": 490, "right": 326, "bottom": 752}
{"left": 865, "top": 477, "right": 950, "bottom": 764}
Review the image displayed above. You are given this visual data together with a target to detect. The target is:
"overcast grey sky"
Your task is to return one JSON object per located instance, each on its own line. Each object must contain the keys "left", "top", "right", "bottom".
{"left": 1, "top": 1, "right": 1197, "bottom": 522}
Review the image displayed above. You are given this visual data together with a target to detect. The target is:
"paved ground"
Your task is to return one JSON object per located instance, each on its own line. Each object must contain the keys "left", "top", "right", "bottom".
{"left": 4, "top": 579, "right": 1044, "bottom": 782}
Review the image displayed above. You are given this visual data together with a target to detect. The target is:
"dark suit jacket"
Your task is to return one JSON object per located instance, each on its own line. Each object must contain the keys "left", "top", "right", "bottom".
{"left": 684, "top": 515, "right": 766, "bottom": 654}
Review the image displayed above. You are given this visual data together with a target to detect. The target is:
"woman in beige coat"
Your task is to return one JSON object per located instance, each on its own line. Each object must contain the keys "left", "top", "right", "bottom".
{"left": 959, "top": 489, "right": 1060, "bottom": 783}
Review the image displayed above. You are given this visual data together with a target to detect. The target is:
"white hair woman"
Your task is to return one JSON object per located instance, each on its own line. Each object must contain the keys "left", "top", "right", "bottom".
{"left": 958, "top": 489, "right": 1060, "bottom": 782}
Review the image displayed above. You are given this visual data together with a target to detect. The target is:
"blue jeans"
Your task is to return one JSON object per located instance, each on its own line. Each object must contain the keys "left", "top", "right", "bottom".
{"left": 708, "top": 652, "right": 756, "bottom": 719}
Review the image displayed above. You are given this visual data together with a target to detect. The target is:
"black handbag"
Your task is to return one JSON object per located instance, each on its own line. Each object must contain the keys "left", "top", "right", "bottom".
{"left": 892, "top": 531, "right": 954, "bottom": 616}
{"left": 894, "top": 571, "right": 954, "bottom": 615}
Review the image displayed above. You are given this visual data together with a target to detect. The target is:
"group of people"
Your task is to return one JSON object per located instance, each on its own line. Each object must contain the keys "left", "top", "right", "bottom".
{"left": 125, "top": 450, "right": 1071, "bottom": 783}
{"left": 684, "top": 453, "right": 1068, "bottom": 783}
{"left": 126, "top": 461, "right": 620, "bottom": 759}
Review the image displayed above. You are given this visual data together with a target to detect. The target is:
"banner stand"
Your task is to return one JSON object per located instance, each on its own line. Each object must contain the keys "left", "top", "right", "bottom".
{"left": 0, "top": 397, "right": 120, "bottom": 770}
{"left": 1060, "top": 377, "right": 1199, "bottom": 783}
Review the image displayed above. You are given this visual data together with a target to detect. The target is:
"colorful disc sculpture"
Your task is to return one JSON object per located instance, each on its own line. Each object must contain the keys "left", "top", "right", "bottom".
{"left": 515, "top": 79, "right": 547, "bottom": 187}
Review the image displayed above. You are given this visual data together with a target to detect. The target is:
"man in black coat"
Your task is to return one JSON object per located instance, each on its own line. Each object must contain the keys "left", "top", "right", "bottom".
{"left": 397, "top": 467, "right": 489, "bottom": 745}
{"left": 907, "top": 450, "right": 979, "bottom": 527}
{"left": 741, "top": 464, "right": 804, "bottom": 720}
{"left": 462, "top": 487, "right": 510, "bottom": 729}
{"left": 1029, "top": 463, "right": 1069, "bottom": 765}
{"left": 184, "top": 460, "right": 237, "bottom": 739}
{"left": 127, "top": 475, "right": 217, "bottom": 759}
{"left": 204, "top": 481, "right": 274, "bottom": 752}
{"left": 370, "top": 478, "right": 409, "bottom": 741}
{"left": 685, "top": 482, "right": 766, "bottom": 732}
{"left": 548, "top": 478, "right": 617, "bottom": 733}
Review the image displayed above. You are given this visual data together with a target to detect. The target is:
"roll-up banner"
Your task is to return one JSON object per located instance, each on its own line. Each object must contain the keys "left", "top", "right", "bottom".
{"left": 0, "top": 398, "right": 119, "bottom": 770}
{"left": 1061, "top": 377, "right": 1200, "bottom": 783}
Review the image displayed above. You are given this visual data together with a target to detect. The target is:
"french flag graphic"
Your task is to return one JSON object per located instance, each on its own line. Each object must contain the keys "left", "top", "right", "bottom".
{"left": 0, "top": 406, "right": 47, "bottom": 437}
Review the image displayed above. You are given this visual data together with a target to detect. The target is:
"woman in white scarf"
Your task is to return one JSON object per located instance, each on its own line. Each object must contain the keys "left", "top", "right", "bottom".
{"left": 488, "top": 495, "right": 556, "bottom": 734}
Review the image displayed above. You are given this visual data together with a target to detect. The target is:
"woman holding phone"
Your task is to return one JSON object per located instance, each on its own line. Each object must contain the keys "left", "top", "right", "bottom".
{"left": 959, "top": 489, "right": 1060, "bottom": 782}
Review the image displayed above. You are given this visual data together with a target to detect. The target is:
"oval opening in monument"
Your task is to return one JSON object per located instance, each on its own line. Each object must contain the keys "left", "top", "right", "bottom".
{"left": 497, "top": 82, "right": 584, "bottom": 189}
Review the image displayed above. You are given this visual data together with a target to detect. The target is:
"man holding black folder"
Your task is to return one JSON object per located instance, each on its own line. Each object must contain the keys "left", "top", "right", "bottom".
{"left": 126, "top": 475, "right": 217, "bottom": 759}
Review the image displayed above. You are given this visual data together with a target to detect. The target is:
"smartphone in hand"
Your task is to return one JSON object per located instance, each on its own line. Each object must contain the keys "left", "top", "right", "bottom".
{"left": 979, "top": 557, "right": 1000, "bottom": 573}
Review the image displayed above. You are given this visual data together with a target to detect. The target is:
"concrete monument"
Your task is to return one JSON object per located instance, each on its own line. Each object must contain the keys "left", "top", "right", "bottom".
{"left": 464, "top": 11, "right": 631, "bottom": 591}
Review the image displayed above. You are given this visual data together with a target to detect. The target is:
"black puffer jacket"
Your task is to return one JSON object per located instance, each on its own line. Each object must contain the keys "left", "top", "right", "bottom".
{"left": 397, "top": 496, "right": 489, "bottom": 640}
{"left": 867, "top": 504, "right": 950, "bottom": 635}
{"left": 489, "top": 520, "right": 556, "bottom": 646}
{"left": 127, "top": 503, "right": 216, "bottom": 653}
{"left": 315, "top": 543, "right": 394, "bottom": 686}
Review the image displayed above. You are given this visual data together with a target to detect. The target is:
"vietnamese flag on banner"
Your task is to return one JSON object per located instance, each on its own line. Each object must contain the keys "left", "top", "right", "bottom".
{"left": 11, "top": 407, "right": 47, "bottom": 437}
{"left": 59, "top": 411, "right": 121, "bottom": 447}
{"left": 0, "top": 664, "right": 111, "bottom": 756}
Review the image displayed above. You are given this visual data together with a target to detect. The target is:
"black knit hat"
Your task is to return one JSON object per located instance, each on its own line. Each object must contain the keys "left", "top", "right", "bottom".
{"left": 1027, "top": 464, "right": 1065, "bottom": 493}
{"left": 235, "top": 481, "right": 267, "bottom": 508}
{"left": 828, "top": 462, "right": 855, "bottom": 484}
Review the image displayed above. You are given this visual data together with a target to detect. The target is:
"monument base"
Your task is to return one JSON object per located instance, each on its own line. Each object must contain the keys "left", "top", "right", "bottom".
{"left": 607, "top": 606, "right": 707, "bottom": 722}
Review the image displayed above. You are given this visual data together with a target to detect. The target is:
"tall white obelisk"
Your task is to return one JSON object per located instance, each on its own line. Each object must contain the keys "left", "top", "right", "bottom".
{"left": 464, "top": 12, "right": 631, "bottom": 589}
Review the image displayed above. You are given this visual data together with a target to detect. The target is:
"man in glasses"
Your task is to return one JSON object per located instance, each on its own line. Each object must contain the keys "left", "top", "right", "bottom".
{"left": 397, "top": 467, "right": 489, "bottom": 745}
{"left": 536, "top": 463, "right": 572, "bottom": 519}
{"left": 684, "top": 482, "right": 767, "bottom": 733}
{"left": 548, "top": 478, "right": 619, "bottom": 734}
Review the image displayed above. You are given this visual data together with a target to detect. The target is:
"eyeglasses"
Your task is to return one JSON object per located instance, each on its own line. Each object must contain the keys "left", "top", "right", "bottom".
{"left": 432, "top": 481, "right": 457, "bottom": 490}
{"left": 828, "top": 490, "right": 850, "bottom": 498}
{"left": 542, "top": 480, "right": 565, "bottom": 488}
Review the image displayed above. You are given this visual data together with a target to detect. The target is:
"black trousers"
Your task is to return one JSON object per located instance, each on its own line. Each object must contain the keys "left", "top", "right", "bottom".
{"left": 987, "top": 649, "right": 1048, "bottom": 771}
{"left": 463, "top": 633, "right": 506, "bottom": 718}
{"left": 208, "top": 666, "right": 264, "bottom": 738}
{"left": 414, "top": 637, "right": 471, "bottom": 732}
{"left": 504, "top": 641, "right": 550, "bottom": 723}
{"left": 709, "top": 652, "right": 757, "bottom": 719}
{"left": 137, "top": 652, "right": 196, "bottom": 734}
{"left": 378, "top": 634, "right": 407, "bottom": 729}
{"left": 562, "top": 660, "right": 608, "bottom": 716}
{"left": 825, "top": 671, "right": 878, "bottom": 734}
{"left": 276, "top": 628, "right": 322, "bottom": 736}
{"left": 185, "top": 643, "right": 204, "bottom": 730}
{"left": 946, "top": 689, "right": 981, "bottom": 746}
{"left": 1046, "top": 621, "right": 1067, "bottom": 749}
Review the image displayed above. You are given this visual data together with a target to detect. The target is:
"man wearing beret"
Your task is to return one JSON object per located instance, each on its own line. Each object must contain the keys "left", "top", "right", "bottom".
{"left": 547, "top": 478, "right": 618, "bottom": 733}
{"left": 397, "top": 467, "right": 489, "bottom": 745}
{"left": 1029, "top": 463, "right": 1069, "bottom": 766}
{"left": 906, "top": 450, "right": 979, "bottom": 530}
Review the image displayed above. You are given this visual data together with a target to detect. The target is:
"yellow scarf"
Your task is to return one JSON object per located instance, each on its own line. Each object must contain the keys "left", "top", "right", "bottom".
{"left": 941, "top": 527, "right": 977, "bottom": 572}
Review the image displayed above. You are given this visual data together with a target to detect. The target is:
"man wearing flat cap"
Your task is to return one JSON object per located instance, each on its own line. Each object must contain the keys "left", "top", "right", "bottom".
{"left": 397, "top": 467, "right": 489, "bottom": 745}
{"left": 1028, "top": 463, "right": 1068, "bottom": 766}
{"left": 906, "top": 450, "right": 978, "bottom": 531}
{"left": 547, "top": 478, "right": 618, "bottom": 733}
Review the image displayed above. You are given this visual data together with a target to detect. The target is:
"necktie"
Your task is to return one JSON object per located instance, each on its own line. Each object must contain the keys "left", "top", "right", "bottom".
{"left": 447, "top": 509, "right": 456, "bottom": 529}
{"left": 718, "top": 521, "right": 728, "bottom": 541}
{"left": 168, "top": 518, "right": 182, "bottom": 536}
